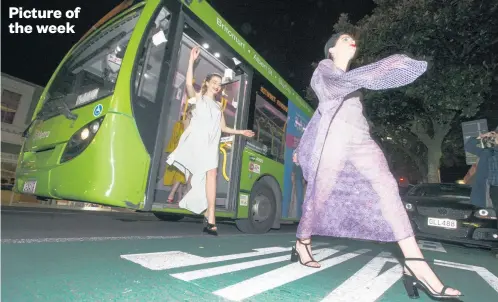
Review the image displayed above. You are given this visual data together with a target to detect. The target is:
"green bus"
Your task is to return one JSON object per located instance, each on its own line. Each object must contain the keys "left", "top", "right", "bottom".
{"left": 14, "top": 0, "right": 314, "bottom": 233}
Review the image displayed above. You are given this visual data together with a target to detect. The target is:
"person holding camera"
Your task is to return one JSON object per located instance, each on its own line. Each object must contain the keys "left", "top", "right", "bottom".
{"left": 464, "top": 129, "right": 498, "bottom": 210}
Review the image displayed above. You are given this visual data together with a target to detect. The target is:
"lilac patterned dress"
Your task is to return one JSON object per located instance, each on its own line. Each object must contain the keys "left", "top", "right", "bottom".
{"left": 296, "top": 54, "right": 427, "bottom": 242}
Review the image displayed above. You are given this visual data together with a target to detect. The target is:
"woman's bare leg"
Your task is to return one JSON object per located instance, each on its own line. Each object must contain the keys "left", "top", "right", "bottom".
{"left": 205, "top": 168, "right": 217, "bottom": 230}
{"left": 187, "top": 174, "right": 192, "bottom": 191}
{"left": 350, "top": 138, "right": 460, "bottom": 296}
{"left": 398, "top": 237, "right": 461, "bottom": 295}
{"left": 182, "top": 182, "right": 187, "bottom": 198}
{"left": 296, "top": 122, "right": 350, "bottom": 268}
{"left": 168, "top": 181, "right": 181, "bottom": 200}
{"left": 295, "top": 239, "right": 320, "bottom": 268}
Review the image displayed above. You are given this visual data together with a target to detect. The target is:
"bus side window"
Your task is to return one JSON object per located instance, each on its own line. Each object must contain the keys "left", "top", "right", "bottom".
{"left": 249, "top": 72, "right": 288, "bottom": 163}
{"left": 134, "top": 7, "right": 172, "bottom": 104}
{"left": 132, "top": 7, "right": 172, "bottom": 154}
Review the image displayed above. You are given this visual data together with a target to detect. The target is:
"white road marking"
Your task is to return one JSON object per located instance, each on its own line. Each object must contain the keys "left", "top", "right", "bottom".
{"left": 474, "top": 267, "right": 498, "bottom": 293}
{"left": 121, "top": 247, "right": 293, "bottom": 270}
{"left": 434, "top": 259, "right": 476, "bottom": 271}
{"left": 1, "top": 232, "right": 296, "bottom": 244}
{"left": 435, "top": 259, "right": 498, "bottom": 293}
{"left": 213, "top": 247, "right": 369, "bottom": 301}
{"left": 321, "top": 252, "right": 402, "bottom": 301}
{"left": 350, "top": 265, "right": 402, "bottom": 302}
{"left": 171, "top": 247, "right": 333, "bottom": 281}
{"left": 1, "top": 208, "right": 151, "bottom": 216}
{"left": 2, "top": 209, "right": 80, "bottom": 215}
{"left": 1, "top": 235, "right": 183, "bottom": 244}
{"left": 120, "top": 240, "right": 498, "bottom": 300}
{"left": 417, "top": 240, "right": 447, "bottom": 253}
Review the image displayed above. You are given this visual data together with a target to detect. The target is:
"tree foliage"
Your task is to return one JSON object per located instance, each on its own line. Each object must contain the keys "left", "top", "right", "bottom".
{"left": 326, "top": 0, "right": 497, "bottom": 182}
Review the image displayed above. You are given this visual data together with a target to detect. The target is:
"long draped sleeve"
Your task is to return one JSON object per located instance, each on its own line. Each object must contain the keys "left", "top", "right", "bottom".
{"left": 312, "top": 54, "right": 427, "bottom": 116}
{"left": 294, "top": 54, "right": 427, "bottom": 242}
{"left": 298, "top": 54, "right": 427, "bottom": 182}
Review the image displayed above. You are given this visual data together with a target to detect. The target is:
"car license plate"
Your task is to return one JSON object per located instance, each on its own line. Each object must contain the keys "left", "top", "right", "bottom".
{"left": 23, "top": 180, "right": 37, "bottom": 194}
{"left": 427, "top": 217, "right": 457, "bottom": 229}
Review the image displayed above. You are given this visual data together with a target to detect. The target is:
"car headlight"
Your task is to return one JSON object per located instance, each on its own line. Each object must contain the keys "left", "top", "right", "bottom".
{"left": 60, "top": 117, "right": 104, "bottom": 163}
{"left": 474, "top": 208, "right": 497, "bottom": 220}
{"left": 405, "top": 203, "right": 414, "bottom": 211}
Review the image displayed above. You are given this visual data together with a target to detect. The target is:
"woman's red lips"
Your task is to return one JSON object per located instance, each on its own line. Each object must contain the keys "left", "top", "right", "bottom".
{"left": 350, "top": 44, "right": 356, "bottom": 48}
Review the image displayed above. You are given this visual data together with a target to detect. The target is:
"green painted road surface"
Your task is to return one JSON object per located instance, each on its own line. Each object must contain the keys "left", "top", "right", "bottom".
{"left": 2, "top": 234, "right": 498, "bottom": 301}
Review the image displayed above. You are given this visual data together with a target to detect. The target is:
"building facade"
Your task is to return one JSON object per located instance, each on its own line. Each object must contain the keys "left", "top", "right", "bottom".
{"left": 1, "top": 73, "right": 44, "bottom": 183}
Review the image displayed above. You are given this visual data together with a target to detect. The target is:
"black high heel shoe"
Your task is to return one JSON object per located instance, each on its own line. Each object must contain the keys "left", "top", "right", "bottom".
{"left": 290, "top": 239, "right": 320, "bottom": 268}
{"left": 402, "top": 258, "right": 463, "bottom": 300}
{"left": 203, "top": 217, "right": 218, "bottom": 236}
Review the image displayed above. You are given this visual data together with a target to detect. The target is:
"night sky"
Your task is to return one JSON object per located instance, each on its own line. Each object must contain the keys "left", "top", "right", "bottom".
{"left": 0, "top": 0, "right": 482, "bottom": 182}
{"left": 1, "top": 0, "right": 375, "bottom": 93}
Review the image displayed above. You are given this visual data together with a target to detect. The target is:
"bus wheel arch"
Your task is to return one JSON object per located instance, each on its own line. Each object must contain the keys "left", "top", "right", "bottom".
{"left": 236, "top": 175, "right": 282, "bottom": 234}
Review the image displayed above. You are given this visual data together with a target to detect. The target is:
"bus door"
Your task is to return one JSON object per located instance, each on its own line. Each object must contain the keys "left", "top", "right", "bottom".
{"left": 216, "top": 74, "right": 249, "bottom": 211}
{"left": 149, "top": 19, "right": 250, "bottom": 212}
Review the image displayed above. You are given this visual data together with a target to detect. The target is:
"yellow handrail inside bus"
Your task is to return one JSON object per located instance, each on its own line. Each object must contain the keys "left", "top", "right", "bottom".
{"left": 182, "top": 102, "right": 188, "bottom": 121}
{"left": 221, "top": 97, "right": 228, "bottom": 111}
{"left": 219, "top": 143, "right": 230, "bottom": 181}
{"left": 220, "top": 87, "right": 228, "bottom": 111}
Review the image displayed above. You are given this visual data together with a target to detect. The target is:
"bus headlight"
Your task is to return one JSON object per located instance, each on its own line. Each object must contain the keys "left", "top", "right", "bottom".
{"left": 80, "top": 128, "right": 90, "bottom": 140}
{"left": 60, "top": 117, "right": 104, "bottom": 163}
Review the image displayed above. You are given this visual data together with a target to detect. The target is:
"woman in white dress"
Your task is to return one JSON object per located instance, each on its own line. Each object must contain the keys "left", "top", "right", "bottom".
{"left": 167, "top": 46, "right": 255, "bottom": 235}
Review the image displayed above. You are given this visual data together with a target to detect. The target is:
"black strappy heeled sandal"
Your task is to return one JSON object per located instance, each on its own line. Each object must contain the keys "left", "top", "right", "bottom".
{"left": 402, "top": 258, "right": 463, "bottom": 300}
{"left": 290, "top": 239, "right": 320, "bottom": 268}
{"left": 203, "top": 217, "right": 218, "bottom": 236}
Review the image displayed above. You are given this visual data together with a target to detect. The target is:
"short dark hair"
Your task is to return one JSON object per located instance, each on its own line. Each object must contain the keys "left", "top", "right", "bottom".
{"left": 323, "top": 32, "right": 346, "bottom": 59}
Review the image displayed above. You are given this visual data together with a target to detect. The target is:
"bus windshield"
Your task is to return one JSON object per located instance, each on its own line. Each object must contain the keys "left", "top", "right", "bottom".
{"left": 36, "top": 8, "right": 143, "bottom": 120}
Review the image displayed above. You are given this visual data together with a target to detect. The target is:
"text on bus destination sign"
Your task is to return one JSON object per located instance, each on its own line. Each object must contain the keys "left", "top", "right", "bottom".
{"left": 260, "top": 87, "right": 288, "bottom": 113}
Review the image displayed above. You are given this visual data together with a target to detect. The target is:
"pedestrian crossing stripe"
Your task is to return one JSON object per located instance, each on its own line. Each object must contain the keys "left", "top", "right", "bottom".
{"left": 417, "top": 240, "right": 447, "bottom": 253}
{"left": 321, "top": 253, "right": 402, "bottom": 302}
{"left": 120, "top": 241, "right": 498, "bottom": 301}
{"left": 213, "top": 247, "right": 369, "bottom": 301}
{"left": 171, "top": 246, "right": 333, "bottom": 281}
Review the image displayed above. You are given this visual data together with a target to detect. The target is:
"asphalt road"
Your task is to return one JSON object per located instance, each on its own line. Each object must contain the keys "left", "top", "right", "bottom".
{"left": 1, "top": 206, "right": 297, "bottom": 241}
{"left": 2, "top": 206, "right": 498, "bottom": 302}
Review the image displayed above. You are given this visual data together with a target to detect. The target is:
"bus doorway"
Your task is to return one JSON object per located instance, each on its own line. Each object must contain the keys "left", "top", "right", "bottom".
{"left": 150, "top": 22, "right": 249, "bottom": 218}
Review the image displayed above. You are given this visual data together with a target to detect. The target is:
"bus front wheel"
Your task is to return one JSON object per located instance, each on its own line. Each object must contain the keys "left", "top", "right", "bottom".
{"left": 153, "top": 212, "right": 184, "bottom": 222}
{"left": 236, "top": 181, "right": 276, "bottom": 234}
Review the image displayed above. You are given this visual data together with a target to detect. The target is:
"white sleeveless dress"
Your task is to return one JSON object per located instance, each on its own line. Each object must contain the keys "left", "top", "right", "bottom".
{"left": 166, "top": 95, "right": 222, "bottom": 214}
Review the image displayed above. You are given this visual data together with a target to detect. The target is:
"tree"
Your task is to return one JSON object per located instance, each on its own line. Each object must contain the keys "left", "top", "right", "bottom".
{"left": 304, "top": 62, "right": 320, "bottom": 109}
{"left": 324, "top": 0, "right": 497, "bottom": 183}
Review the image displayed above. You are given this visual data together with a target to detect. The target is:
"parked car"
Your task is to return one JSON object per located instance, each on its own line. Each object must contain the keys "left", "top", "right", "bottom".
{"left": 402, "top": 183, "right": 498, "bottom": 250}
{"left": 399, "top": 184, "right": 415, "bottom": 197}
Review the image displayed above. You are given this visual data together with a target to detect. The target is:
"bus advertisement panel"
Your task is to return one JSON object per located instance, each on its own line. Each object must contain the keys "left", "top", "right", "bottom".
{"left": 282, "top": 100, "right": 310, "bottom": 219}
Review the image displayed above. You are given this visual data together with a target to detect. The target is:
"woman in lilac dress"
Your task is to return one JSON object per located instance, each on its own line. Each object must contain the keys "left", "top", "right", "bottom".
{"left": 291, "top": 33, "right": 462, "bottom": 300}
